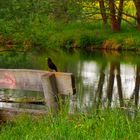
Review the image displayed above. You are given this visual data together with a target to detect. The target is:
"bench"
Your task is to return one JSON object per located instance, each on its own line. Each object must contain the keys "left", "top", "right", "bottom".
{"left": 0, "top": 69, "right": 76, "bottom": 120}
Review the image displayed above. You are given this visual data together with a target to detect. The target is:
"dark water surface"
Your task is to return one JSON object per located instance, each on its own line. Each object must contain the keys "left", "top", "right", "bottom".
{"left": 0, "top": 49, "right": 140, "bottom": 112}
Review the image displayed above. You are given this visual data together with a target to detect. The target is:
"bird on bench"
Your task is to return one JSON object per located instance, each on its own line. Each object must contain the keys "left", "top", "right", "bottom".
{"left": 47, "top": 57, "right": 57, "bottom": 72}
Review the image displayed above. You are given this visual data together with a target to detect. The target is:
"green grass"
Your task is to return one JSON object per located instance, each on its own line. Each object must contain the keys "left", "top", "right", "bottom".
{"left": 1, "top": 109, "right": 140, "bottom": 140}
{"left": 1, "top": 16, "right": 140, "bottom": 51}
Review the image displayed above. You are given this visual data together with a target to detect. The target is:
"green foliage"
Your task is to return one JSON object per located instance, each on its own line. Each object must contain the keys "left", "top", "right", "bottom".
{"left": 48, "top": 0, "right": 82, "bottom": 21}
{"left": 79, "top": 34, "right": 93, "bottom": 47}
{"left": 1, "top": 109, "right": 140, "bottom": 139}
{"left": 78, "top": 33, "right": 105, "bottom": 48}
{"left": 0, "top": 51, "right": 31, "bottom": 68}
{"left": 0, "top": 0, "right": 140, "bottom": 50}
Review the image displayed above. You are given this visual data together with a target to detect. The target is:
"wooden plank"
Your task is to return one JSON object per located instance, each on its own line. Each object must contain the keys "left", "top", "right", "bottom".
{"left": 42, "top": 72, "right": 76, "bottom": 95}
{"left": 41, "top": 73, "right": 59, "bottom": 112}
{"left": 0, "top": 99, "right": 45, "bottom": 105}
{"left": 0, "top": 69, "right": 45, "bottom": 91}
{"left": 0, "top": 69, "right": 76, "bottom": 95}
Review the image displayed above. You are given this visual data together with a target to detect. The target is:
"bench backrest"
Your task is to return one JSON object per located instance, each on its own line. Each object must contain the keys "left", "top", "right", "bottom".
{"left": 0, "top": 69, "right": 75, "bottom": 95}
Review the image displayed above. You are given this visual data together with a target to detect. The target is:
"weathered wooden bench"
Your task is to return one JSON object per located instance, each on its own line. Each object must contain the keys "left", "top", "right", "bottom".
{"left": 0, "top": 69, "right": 76, "bottom": 120}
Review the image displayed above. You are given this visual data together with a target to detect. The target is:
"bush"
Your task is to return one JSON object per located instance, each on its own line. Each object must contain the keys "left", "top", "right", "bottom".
{"left": 78, "top": 33, "right": 104, "bottom": 48}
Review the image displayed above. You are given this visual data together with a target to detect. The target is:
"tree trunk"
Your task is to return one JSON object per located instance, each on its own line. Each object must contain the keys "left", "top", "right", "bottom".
{"left": 117, "top": 0, "right": 124, "bottom": 26}
{"left": 109, "top": 0, "right": 120, "bottom": 32}
{"left": 133, "top": 0, "right": 140, "bottom": 31}
{"left": 98, "top": 0, "right": 107, "bottom": 25}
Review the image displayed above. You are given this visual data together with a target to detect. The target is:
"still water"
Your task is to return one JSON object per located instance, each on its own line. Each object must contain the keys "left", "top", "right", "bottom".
{"left": 0, "top": 49, "right": 140, "bottom": 112}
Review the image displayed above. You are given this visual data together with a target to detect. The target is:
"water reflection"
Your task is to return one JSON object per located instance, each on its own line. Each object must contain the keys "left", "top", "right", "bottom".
{"left": 76, "top": 57, "right": 140, "bottom": 112}
{"left": 0, "top": 50, "right": 140, "bottom": 113}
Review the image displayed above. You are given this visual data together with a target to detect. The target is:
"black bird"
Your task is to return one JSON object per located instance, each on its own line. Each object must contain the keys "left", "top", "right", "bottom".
{"left": 47, "top": 57, "right": 57, "bottom": 72}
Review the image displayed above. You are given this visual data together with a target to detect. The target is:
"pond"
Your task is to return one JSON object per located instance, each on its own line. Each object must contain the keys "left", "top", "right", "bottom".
{"left": 0, "top": 49, "right": 140, "bottom": 113}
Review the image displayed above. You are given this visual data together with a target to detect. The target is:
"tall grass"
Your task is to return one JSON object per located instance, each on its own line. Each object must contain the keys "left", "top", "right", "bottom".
{"left": 0, "top": 6, "right": 140, "bottom": 50}
{"left": 0, "top": 13, "right": 140, "bottom": 50}
{"left": 0, "top": 109, "right": 140, "bottom": 140}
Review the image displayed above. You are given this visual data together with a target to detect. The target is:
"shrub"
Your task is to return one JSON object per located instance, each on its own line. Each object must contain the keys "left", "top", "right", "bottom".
{"left": 78, "top": 33, "right": 104, "bottom": 48}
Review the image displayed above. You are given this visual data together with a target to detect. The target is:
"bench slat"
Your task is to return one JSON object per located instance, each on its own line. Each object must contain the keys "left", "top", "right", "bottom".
{"left": 0, "top": 69, "right": 75, "bottom": 95}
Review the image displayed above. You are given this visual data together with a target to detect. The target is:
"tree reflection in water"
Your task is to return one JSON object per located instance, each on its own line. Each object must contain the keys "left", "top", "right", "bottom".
{"left": 129, "top": 64, "right": 140, "bottom": 107}
{"left": 75, "top": 59, "right": 140, "bottom": 113}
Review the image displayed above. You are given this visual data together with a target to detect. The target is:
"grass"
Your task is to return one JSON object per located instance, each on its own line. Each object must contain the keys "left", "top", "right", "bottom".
{"left": 0, "top": 16, "right": 140, "bottom": 51}
{"left": 0, "top": 108, "right": 140, "bottom": 140}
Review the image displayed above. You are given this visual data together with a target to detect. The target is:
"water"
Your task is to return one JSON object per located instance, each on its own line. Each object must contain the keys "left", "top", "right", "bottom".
{"left": 0, "top": 49, "right": 140, "bottom": 112}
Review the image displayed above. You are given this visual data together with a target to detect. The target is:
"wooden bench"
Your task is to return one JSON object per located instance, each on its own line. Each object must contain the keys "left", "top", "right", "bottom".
{"left": 0, "top": 69, "right": 76, "bottom": 120}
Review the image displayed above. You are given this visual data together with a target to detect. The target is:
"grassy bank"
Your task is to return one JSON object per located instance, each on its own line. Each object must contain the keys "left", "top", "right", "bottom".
{"left": 0, "top": 109, "right": 140, "bottom": 140}
{"left": 0, "top": 18, "right": 140, "bottom": 51}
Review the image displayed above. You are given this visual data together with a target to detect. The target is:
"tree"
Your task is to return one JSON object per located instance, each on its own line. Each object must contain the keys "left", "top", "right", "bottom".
{"left": 133, "top": 0, "right": 140, "bottom": 31}
{"left": 98, "top": 0, "right": 107, "bottom": 25}
{"left": 117, "top": 0, "right": 124, "bottom": 26}
{"left": 108, "top": 0, "right": 121, "bottom": 32}
{"left": 97, "top": 0, "right": 125, "bottom": 32}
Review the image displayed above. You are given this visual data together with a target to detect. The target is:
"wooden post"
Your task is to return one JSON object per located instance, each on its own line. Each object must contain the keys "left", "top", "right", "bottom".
{"left": 41, "top": 73, "right": 59, "bottom": 113}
